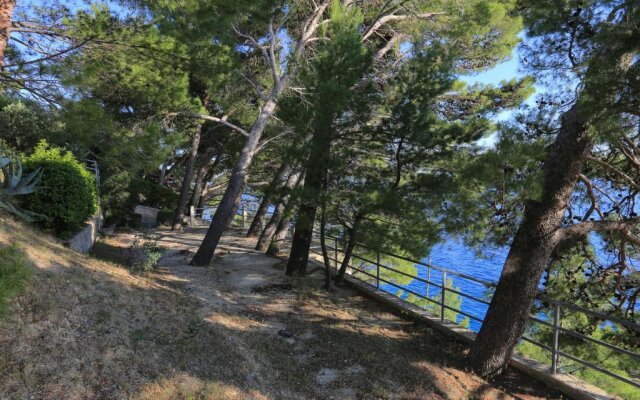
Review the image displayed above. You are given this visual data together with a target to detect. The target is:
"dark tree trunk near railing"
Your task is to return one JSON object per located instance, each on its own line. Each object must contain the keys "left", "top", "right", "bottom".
{"left": 335, "top": 214, "right": 363, "bottom": 285}
{"left": 161, "top": 153, "right": 187, "bottom": 186}
{"left": 265, "top": 174, "right": 305, "bottom": 256}
{"left": 266, "top": 214, "right": 293, "bottom": 256}
{"left": 172, "top": 124, "right": 202, "bottom": 230}
{"left": 256, "top": 171, "right": 301, "bottom": 252}
{"left": 247, "top": 195, "right": 269, "bottom": 237}
{"left": 285, "top": 201, "right": 317, "bottom": 276}
{"left": 468, "top": 41, "right": 636, "bottom": 376}
{"left": 468, "top": 104, "right": 592, "bottom": 376}
{"left": 194, "top": 165, "right": 218, "bottom": 214}
{"left": 319, "top": 174, "right": 334, "bottom": 290}
{"left": 190, "top": 152, "right": 219, "bottom": 211}
{"left": 158, "top": 162, "right": 168, "bottom": 185}
{"left": 286, "top": 127, "right": 331, "bottom": 276}
{"left": 247, "top": 163, "right": 290, "bottom": 237}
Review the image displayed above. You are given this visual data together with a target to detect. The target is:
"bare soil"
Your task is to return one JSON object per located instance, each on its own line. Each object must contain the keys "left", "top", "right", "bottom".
{"left": 0, "top": 220, "right": 568, "bottom": 400}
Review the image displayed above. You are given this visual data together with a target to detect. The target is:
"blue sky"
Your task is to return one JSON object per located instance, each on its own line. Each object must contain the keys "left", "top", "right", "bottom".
{"left": 459, "top": 49, "right": 536, "bottom": 147}
{"left": 461, "top": 56, "right": 523, "bottom": 86}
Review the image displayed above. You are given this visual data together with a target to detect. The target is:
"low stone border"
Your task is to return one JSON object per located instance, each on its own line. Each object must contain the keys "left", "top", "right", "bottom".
{"left": 66, "top": 211, "right": 103, "bottom": 253}
{"left": 342, "top": 275, "right": 617, "bottom": 400}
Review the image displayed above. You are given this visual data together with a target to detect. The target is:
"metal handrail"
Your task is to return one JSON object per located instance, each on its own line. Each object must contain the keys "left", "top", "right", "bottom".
{"left": 308, "top": 230, "right": 640, "bottom": 391}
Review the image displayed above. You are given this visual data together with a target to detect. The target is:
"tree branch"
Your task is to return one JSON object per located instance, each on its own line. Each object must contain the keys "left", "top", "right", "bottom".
{"left": 165, "top": 113, "right": 249, "bottom": 137}
{"left": 578, "top": 174, "right": 604, "bottom": 220}
{"left": 558, "top": 218, "right": 640, "bottom": 246}
{"left": 587, "top": 155, "right": 640, "bottom": 191}
{"left": 3, "top": 38, "right": 91, "bottom": 68}
{"left": 362, "top": 12, "right": 444, "bottom": 41}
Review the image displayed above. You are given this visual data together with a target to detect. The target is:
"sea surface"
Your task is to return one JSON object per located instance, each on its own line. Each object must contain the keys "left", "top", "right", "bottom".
{"left": 376, "top": 238, "right": 508, "bottom": 332}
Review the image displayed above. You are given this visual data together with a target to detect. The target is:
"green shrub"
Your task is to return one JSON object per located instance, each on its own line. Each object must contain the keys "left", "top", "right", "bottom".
{"left": 23, "top": 140, "right": 97, "bottom": 237}
{"left": 157, "top": 208, "right": 174, "bottom": 226}
{"left": 0, "top": 244, "right": 31, "bottom": 317}
{"left": 127, "top": 230, "right": 162, "bottom": 273}
{"left": 101, "top": 170, "right": 132, "bottom": 224}
{"left": 129, "top": 178, "right": 178, "bottom": 210}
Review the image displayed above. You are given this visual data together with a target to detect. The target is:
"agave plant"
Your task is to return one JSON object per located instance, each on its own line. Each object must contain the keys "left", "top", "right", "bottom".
{"left": 0, "top": 155, "right": 42, "bottom": 220}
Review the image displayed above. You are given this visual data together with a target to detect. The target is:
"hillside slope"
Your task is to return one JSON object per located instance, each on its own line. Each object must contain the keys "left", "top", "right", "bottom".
{"left": 0, "top": 219, "right": 563, "bottom": 399}
{"left": 0, "top": 218, "right": 259, "bottom": 399}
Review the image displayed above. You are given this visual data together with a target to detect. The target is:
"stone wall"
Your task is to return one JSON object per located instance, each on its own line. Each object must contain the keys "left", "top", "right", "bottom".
{"left": 133, "top": 205, "right": 159, "bottom": 227}
{"left": 66, "top": 211, "right": 103, "bottom": 253}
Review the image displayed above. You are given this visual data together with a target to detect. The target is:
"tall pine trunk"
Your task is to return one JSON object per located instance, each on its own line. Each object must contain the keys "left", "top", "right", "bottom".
{"left": 195, "top": 166, "right": 218, "bottom": 214}
{"left": 191, "top": 96, "right": 279, "bottom": 266}
{"left": 319, "top": 174, "right": 334, "bottom": 290}
{"left": 172, "top": 124, "right": 202, "bottom": 230}
{"left": 468, "top": 104, "right": 591, "bottom": 375}
{"left": 162, "top": 154, "right": 187, "bottom": 186}
{"left": 247, "top": 163, "right": 290, "bottom": 237}
{"left": 335, "top": 214, "right": 363, "bottom": 285}
{"left": 0, "top": 0, "right": 15, "bottom": 68}
{"left": 286, "top": 127, "right": 331, "bottom": 276}
{"left": 158, "top": 162, "right": 168, "bottom": 185}
{"left": 190, "top": 152, "right": 219, "bottom": 212}
{"left": 189, "top": 155, "right": 210, "bottom": 211}
{"left": 266, "top": 214, "right": 293, "bottom": 256}
{"left": 256, "top": 171, "right": 301, "bottom": 251}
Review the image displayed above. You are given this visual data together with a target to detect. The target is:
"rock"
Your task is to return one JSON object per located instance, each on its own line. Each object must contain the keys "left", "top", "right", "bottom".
{"left": 345, "top": 364, "right": 365, "bottom": 374}
{"left": 244, "top": 371, "right": 258, "bottom": 386}
{"left": 333, "top": 388, "right": 357, "bottom": 400}
{"left": 178, "top": 249, "right": 191, "bottom": 255}
{"left": 315, "top": 368, "right": 337, "bottom": 386}
{"left": 300, "top": 330, "right": 315, "bottom": 340}
{"left": 277, "top": 329, "right": 293, "bottom": 338}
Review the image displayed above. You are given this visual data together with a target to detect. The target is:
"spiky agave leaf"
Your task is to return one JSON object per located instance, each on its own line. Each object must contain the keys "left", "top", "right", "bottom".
{"left": 0, "top": 155, "right": 43, "bottom": 221}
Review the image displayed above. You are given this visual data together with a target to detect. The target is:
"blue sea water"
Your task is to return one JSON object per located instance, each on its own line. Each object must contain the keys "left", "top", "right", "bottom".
{"left": 375, "top": 238, "right": 508, "bottom": 332}
{"left": 374, "top": 235, "right": 637, "bottom": 332}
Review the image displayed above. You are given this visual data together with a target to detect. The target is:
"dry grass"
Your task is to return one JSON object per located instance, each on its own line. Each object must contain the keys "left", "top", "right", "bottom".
{"left": 0, "top": 220, "right": 566, "bottom": 399}
{"left": 0, "top": 218, "right": 252, "bottom": 400}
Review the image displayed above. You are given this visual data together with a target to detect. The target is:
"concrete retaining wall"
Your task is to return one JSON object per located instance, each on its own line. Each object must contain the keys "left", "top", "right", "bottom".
{"left": 133, "top": 205, "right": 159, "bottom": 227}
{"left": 66, "top": 211, "right": 103, "bottom": 253}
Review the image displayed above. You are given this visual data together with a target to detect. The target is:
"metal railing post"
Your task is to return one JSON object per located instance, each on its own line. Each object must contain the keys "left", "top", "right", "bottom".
{"left": 426, "top": 265, "right": 431, "bottom": 299}
{"left": 441, "top": 271, "right": 447, "bottom": 322}
{"left": 242, "top": 205, "right": 247, "bottom": 228}
{"left": 551, "top": 303, "right": 561, "bottom": 374}
{"left": 334, "top": 237, "right": 338, "bottom": 270}
{"left": 376, "top": 250, "right": 380, "bottom": 289}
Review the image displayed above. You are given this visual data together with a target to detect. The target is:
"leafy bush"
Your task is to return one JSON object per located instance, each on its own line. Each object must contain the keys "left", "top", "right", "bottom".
{"left": 129, "top": 177, "right": 178, "bottom": 210}
{"left": 0, "top": 244, "right": 31, "bottom": 317}
{"left": 101, "top": 170, "right": 131, "bottom": 224}
{"left": 157, "top": 208, "right": 174, "bottom": 226}
{"left": 23, "top": 140, "right": 97, "bottom": 237}
{"left": 127, "top": 230, "right": 162, "bottom": 273}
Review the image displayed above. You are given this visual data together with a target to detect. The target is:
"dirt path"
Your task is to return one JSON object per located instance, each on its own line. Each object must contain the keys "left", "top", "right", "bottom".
{"left": 147, "top": 226, "right": 566, "bottom": 400}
